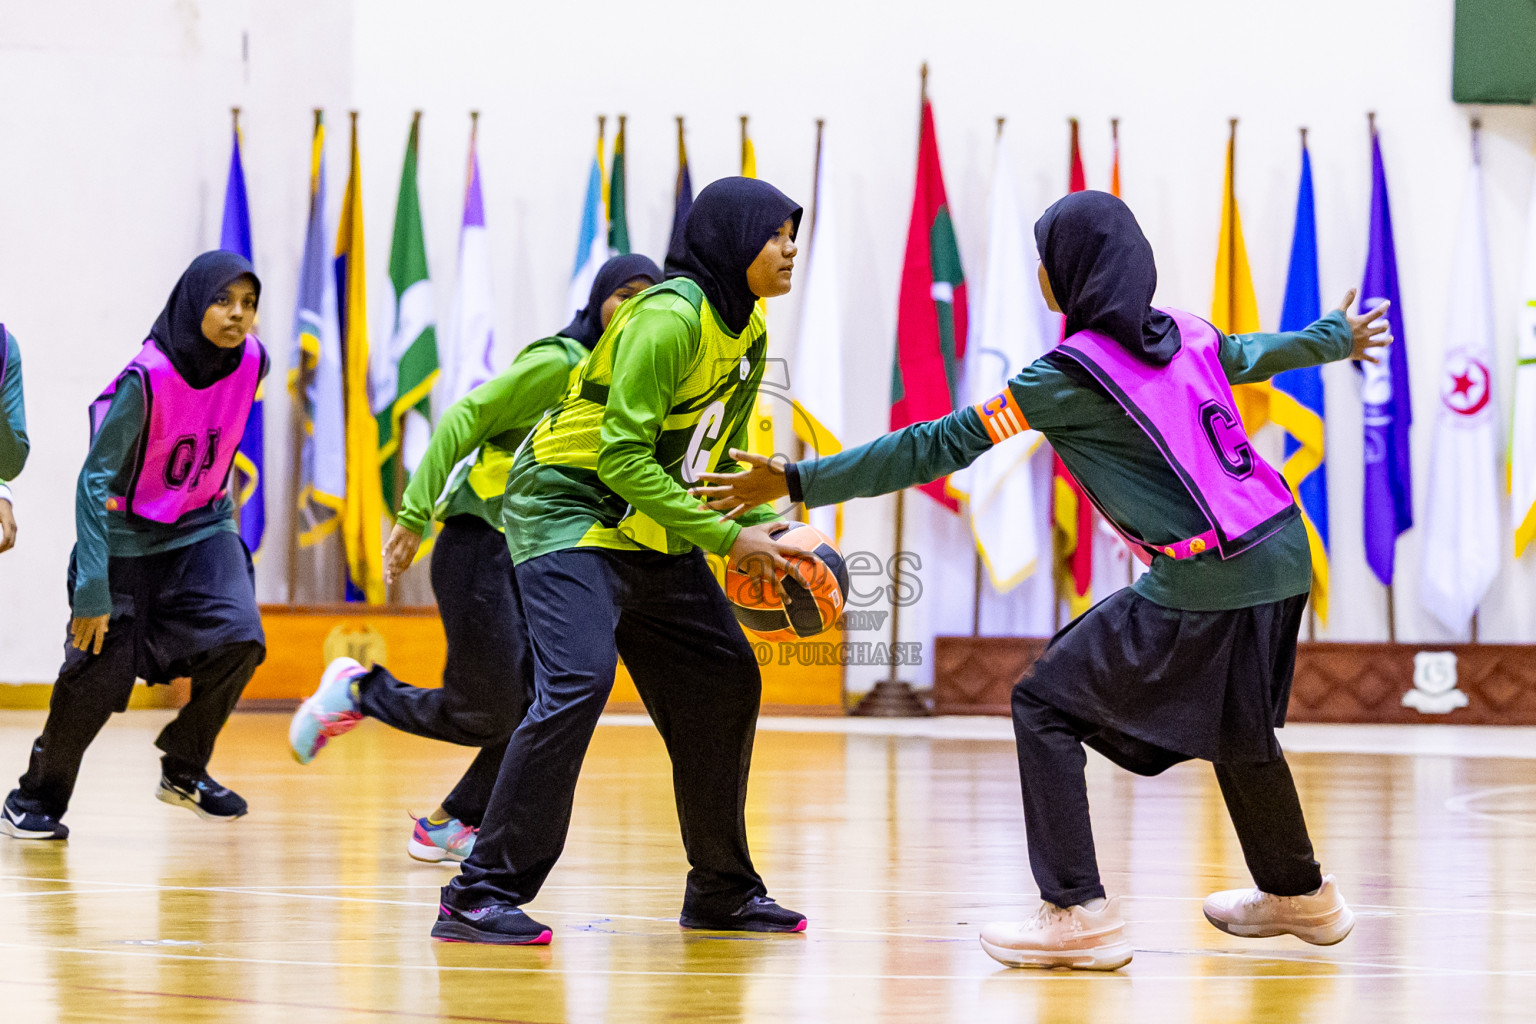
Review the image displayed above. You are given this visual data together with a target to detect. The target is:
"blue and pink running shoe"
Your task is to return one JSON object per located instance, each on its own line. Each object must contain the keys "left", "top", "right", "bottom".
{"left": 289, "top": 657, "right": 367, "bottom": 764}
{"left": 408, "top": 814, "right": 478, "bottom": 864}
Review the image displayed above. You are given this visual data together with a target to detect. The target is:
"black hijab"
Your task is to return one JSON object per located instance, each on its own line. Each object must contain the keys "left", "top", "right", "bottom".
{"left": 150, "top": 250, "right": 261, "bottom": 388}
{"left": 665, "top": 176, "right": 802, "bottom": 335}
{"left": 560, "top": 253, "right": 663, "bottom": 348}
{"left": 1034, "top": 190, "right": 1180, "bottom": 366}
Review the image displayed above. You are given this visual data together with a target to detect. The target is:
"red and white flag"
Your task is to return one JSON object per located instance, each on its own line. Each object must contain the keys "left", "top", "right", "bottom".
{"left": 1421, "top": 132, "right": 1500, "bottom": 633}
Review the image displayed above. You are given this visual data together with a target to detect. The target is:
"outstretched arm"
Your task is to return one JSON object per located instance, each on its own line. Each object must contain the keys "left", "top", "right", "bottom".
{"left": 1223, "top": 290, "right": 1392, "bottom": 385}
{"left": 695, "top": 398, "right": 1007, "bottom": 512}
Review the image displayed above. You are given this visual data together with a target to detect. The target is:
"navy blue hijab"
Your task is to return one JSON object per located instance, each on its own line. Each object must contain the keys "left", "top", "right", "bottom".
{"left": 1034, "top": 191, "right": 1180, "bottom": 367}
{"left": 151, "top": 250, "right": 260, "bottom": 388}
{"left": 560, "top": 253, "right": 664, "bottom": 348}
{"left": 665, "top": 177, "right": 802, "bottom": 335}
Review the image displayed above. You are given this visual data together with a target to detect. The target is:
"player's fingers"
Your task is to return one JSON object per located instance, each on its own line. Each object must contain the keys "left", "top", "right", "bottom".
{"left": 728, "top": 449, "right": 774, "bottom": 468}
{"left": 693, "top": 471, "right": 745, "bottom": 485}
{"left": 689, "top": 484, "right": 736, "bottom": 496}
{"left": 1335, "top": 288, "right": 1357, "bottom": 314}
{"left": 719, "top": 503, "right": 748, "bottom": 521}
{"left": 1362, "top": 299, "right": 1390, "bottom": 324}
{"left": 92, "top": 624, "right": 106, "bottom": 656}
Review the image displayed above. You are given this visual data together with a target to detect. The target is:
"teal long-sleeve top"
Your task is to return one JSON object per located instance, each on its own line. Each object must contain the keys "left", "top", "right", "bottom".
{"left": 792, "top": 312, "right": 1353, "bottom": 612}
{"left": 0, "top": 329, "right": 28, "bottom": 483}
{"left": 72, "top": 354, "right": 270, "bottom": 618}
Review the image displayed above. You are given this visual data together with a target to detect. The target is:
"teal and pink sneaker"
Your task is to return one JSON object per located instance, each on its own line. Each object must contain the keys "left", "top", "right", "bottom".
{"left": 408, "top": 814, "right": 477, "bottom": 864}
{"left": 289, "top": 657, "right": 367, "bottom": 764}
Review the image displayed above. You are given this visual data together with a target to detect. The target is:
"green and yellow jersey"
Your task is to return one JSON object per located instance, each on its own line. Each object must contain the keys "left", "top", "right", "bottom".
{"left": 395, "top": 335, "right": 589, "bottom": 536}
{"left": 503, "top": 278, "right": 778, "bottom": 564}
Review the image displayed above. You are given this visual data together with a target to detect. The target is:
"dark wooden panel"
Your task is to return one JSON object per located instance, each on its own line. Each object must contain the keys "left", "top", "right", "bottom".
{"left": 934, "top": 636, "right": 1536, "bottom": 724}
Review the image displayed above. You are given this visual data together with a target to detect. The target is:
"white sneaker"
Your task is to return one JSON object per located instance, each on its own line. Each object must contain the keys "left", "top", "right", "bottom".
{"left": 1203, "top": 874, "right": 1354, "bottom": 945}
{"left": 979, "top": 897, "right": 1133, "bottom": 970}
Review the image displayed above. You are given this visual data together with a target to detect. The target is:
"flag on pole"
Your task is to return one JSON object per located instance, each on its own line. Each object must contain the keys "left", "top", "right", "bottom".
{"left": 442, "top": 112, "right": 496, "bottom": 404}
{"left": 220, "top": 112, "right": 266, "bottom": 559}
{"left": 289, "top": 111, "right": 346, "bottom": 582}
{"left": 740, "top": 116, "right": 777, "bottom": 458}
{"left": 1212, "top": 121, "right": 1270, "bottom": 434}
{"left": 791, "top": 121, "right": 845, "bottom": 540}
{"left": 668, "top": 117, "right": 693, "bottom": 265}
{"left": 1052, "top": 119, "right": 1093, "bottom": 615}
{"left": 890, "top": 92, "right": 967, "bottom": 510}
{"left": 1421, "top": 129, "right": 1500, "bottom": 632}
{"left": 951, "top": 123, "right": 1043, "bottom": 590}
{"left": 1360, "top": 124, "right": 1414, "bottom": 587}
{"left": 1515, "top": 150, "right": 1536, "bottom": 557}
{"left": 376, "top": 113, "right": 440, "bottom": 513}
{"left": 608, "top": 115, "right": 630, "bottom": 255}
{"left": 336, "top": 114, "right": 387, "bottom": 604}
{"left": 567, "top": 118, "right": 608, "bottom": 319}
{"left": 1270, "top": 135, "right": 1331, "bottom": 622}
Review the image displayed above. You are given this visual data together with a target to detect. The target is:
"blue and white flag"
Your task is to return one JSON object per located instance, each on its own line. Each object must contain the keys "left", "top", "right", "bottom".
{"left": 566, "top": 120, "right": 607, "bottom": 319}
{"left": 290, "top": 112, "right": 345, "bottom": 555}
{"left": 443, "top": 116, "right": 496, "bottom": 403}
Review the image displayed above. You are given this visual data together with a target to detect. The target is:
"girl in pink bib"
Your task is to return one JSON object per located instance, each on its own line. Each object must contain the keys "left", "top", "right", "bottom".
{"left": 3, "top": 251, "right": 268, "bottom": 842}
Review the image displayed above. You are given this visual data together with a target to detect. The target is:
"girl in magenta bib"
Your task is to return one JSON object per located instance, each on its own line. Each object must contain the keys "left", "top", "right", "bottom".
{"left": 694, "top": 191, "right": 1392, "bottom": 970}
{"left": 2, "top": 251, "right": 268, "bottom": 841}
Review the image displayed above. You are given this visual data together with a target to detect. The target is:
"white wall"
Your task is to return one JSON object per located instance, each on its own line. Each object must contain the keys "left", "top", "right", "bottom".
{"left": 2, "top": 0, "right": 1534, "bottom": 686}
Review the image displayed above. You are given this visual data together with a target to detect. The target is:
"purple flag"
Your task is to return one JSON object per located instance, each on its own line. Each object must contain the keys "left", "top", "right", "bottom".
{"left": 1359, "top": 131, "right": 1413, "bottom": 586}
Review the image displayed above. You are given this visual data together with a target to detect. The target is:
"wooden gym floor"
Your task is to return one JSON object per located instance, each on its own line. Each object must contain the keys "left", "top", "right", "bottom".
{"left": 2, "top": 710, "right": 1535, "bottom": 1023}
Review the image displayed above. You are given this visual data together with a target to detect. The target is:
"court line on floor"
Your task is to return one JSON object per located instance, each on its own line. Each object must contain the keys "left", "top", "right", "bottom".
{"left": 0, "top": 939, "right": 1515, "bottom": 983}
{"left": 4, "top": 873, "right": 1530, "bottom": 921}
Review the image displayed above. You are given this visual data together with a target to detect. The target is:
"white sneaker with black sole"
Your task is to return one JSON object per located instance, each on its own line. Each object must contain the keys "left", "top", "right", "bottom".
{"left": 156, "top": 770, "right": 249, "bottom": 822}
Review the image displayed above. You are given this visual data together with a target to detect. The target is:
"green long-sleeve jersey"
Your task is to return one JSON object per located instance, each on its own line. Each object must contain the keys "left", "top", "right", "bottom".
{"left": 0, "top": 329, "right": 29, "bottom": 484}
{"left": 72, "top": 354, "right": 270, "bottom": 618}
{"left": 395, "top": 335, "right": 589, "bottom": 536}
{"left": 503, "top": 279, "right": 777, "bottom": 564}
{"left": 792, "top": 313, "right": 1353, "bottom": 612}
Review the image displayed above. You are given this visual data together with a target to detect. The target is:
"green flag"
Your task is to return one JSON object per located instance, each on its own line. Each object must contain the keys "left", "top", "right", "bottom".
{"left": 608, "top": 114, "right": 630, "bottom": 254}
{"left": 377, "top": 112, "right": 440, "bottom": 512}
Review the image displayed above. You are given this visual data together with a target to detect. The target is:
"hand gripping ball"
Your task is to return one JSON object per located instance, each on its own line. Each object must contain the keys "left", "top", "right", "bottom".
{"left": 725, "top": 524, "right": 849, "bottom": 642}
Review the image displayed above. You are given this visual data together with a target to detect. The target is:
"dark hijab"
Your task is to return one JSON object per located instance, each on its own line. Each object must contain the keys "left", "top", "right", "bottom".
{"left": 150, "top": 250, "right": 261, "bottom": 388}
{"left": 560, "top": 253, "right": 663, "bottom": 348}
{"left": 1034, "top": 190, "right": 1180, "bottom": 366}
{"left": 665, "top": 176, "right": 802, "bottom": 335}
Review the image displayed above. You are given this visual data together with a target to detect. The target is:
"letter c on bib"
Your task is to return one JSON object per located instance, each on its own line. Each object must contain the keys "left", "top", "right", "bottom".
{"left": 1199, "top": 401, "right": 1254, "bottom": 480}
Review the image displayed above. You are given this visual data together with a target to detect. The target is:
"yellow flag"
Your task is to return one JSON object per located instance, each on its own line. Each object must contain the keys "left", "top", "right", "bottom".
{"left": 1212, "top": 123, "right": 1270, "bottom": 433}
{"left": 336, "top": 114, "right": 387, "bottom": 604}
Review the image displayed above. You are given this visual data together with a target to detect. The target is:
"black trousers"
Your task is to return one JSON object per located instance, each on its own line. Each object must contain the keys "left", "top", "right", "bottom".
{"left": 1012, "top": 688, "right": 1323, "bottom": 907}
{"left": 10, "top": 533, "right": 266, "bottom": 820}
{"left": 448, "top": 547, "right": 766, "bottom": 917}
{"left": 355, "top": 516, "right": 532, "bottom": 826}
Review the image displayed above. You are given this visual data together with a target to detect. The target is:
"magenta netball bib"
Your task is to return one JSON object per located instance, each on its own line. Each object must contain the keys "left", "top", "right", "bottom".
{"left": 90, "top": 336, "right": 263, "bottom": 524}
{"left": 1056, "top": 308, "right": 1295, "bottom": 562}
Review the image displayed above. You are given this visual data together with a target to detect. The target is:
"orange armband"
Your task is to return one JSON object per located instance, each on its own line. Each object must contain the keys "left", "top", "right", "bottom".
{"left": 972, "top": 389, "right": 1029, "bottom": 444}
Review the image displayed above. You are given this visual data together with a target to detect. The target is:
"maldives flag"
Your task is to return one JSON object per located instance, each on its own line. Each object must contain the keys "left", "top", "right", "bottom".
{"left": 890, "top": 96, "right": 967, "bottom": 509}
{"left": 1052, "top": 119, "right": 1094, "bottom": 617}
